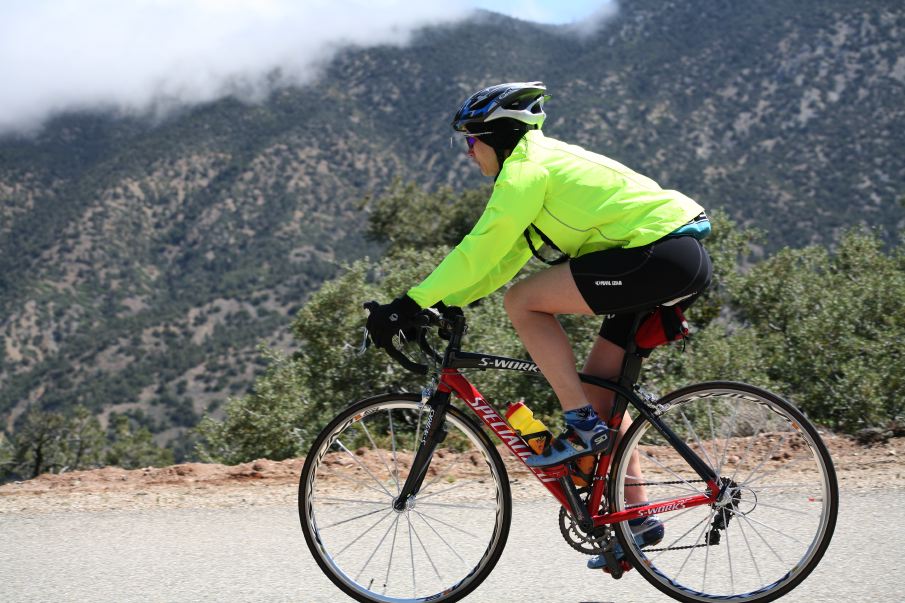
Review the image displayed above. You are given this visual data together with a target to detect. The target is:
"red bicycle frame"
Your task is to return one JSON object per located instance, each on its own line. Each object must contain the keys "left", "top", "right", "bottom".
{"left": 438, "top": 368, "right": 720, "bottom": 527}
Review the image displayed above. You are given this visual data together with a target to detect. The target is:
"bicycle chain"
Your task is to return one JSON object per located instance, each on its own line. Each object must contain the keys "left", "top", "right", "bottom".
{"left": 644, "top": 543, "right": 712, "bottom": 552}
{"left": 625, "top": 479, "right": 707, "bottom": 487}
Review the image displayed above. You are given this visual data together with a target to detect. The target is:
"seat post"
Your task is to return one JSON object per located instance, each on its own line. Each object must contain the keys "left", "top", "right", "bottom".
{"left": 617, "top": 311, "right": 647, "bottom": 389}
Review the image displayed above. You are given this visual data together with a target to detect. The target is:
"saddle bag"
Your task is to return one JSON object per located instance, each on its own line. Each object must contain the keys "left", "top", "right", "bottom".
{"left": 635, "top": 305, "right": 689, "bottom": 351}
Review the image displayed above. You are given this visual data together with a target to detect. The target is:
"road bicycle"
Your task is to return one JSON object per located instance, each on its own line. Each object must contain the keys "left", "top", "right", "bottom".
{"left": 299, "top": 305, "right": 838, "bottom": 603}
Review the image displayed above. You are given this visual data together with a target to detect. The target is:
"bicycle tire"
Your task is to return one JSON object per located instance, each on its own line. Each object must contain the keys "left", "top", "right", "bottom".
{"left": 607, "top": 381, "right": 838, "bottom": 603}
{"left": 299, "top": 393, "right": 511, "bottom": 603}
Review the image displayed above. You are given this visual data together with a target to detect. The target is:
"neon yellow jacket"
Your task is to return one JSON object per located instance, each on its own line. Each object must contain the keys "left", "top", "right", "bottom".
{"left": 407, "top": 130, "right": 705, "bottom": 308}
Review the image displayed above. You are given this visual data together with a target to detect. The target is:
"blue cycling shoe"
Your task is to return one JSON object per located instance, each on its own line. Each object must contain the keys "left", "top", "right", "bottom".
{"left": 524, "top": 423, "right": 610, "bottom": 468}
{"left": 588, "top": 516, "right": 665, "bottom": 570}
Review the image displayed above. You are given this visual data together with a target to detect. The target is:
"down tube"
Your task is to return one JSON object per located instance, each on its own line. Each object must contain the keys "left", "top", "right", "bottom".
{"left": 439, "top": 370, "right": 574, "bottom": 510}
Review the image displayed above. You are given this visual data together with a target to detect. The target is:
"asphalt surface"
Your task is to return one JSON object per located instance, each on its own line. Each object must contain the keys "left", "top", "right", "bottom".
{"left": 2, "top": 490, "right": 900, "bottom": 603}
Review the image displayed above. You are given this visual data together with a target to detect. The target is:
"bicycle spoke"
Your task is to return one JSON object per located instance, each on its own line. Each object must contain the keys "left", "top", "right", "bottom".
{"left": 650, "top": 508, "right": 714, "bottom": 565}
{"left": 637, "top": 450, "right": 706, "bottom": 494}
{"left": 410, "top": 516, "right": 443, "bottom": 581}
{"left": 334, "top": 510, "right": 395, "bottom": 559}
{"left": 359, "top": 420, "right": 400, "bottom": 493}
{"left": 406, "top": 513, "right": 416, "bottom": 597}
{"left": 738, "top": 511, "right": 787, "bottom": 566}
{"left": 416, "top": 479, "right": 478, "bottom": 503}
{"left": 415, "top": 509, "right": 481, "bottom": 539}
{"left": 417, "top": 500, "right": 496, "bottom": 511}
{"left": 384, "top": 515, "right": 400, "bottom": 596}
{"left": 670, "top": 506, "right": 719, "bottom": 582}
{"left": 743, "top": 452, "right": 815, "bottom": 489}
{"left": 725, "top": 507, "right": 807, "bottom": 546}
{"left": 335, "top": 439, "right": 395, "bottom": 498}
{"left": 743, "top": 482, "right": 821, "bottom": 490}
{"left": 753, "top": 499, "right": 816, "bottom": 516}
{"left": 736, "top": 513, "right": 763, "bottom": 587}
{"left": 681, "top": 410, "right": 718, "bottom": 471}
{"left": 725, "top": 514, "right": 735, "bottom": 594}
{"left": 418, "top": 454, "right": 469, "bottom": 495}
{"left": 715, "top": 401, "right": 741, "bottom": 479}
{"left": 317, "top": 465, "right": 394, "bottom": 499}
{"left": 739, "top": 432, "right": 790, "bottom": 487}
{"left": 314, "top": 497, "right": 388, "bottom": 506}
{"left": 703, "top": 509, "right": 712, "bottom": 594}
{"left": 415, "top": 511, "right": 468, "bottom": 565}
{"left": 319, "top": 506, "right": 387, "bottom": 531}
{"left": 356, "top": 514, "right": 401, "bottom": 582}
{"left": 727, "top": 405, "right": 768, "bottom": 485}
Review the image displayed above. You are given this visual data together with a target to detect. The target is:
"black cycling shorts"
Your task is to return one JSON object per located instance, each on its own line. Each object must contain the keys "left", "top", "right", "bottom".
{"left": 569, "top": 236, "right": 713, "bottom": 349}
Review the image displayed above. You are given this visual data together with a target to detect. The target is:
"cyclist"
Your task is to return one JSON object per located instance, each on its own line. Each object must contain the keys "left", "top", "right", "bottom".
{"left": 366, "top": 81, "right": 712, "bottom": 568}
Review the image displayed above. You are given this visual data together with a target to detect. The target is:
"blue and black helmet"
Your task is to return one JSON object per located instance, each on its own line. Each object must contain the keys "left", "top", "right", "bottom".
{"left": 452, "top": 81, "right": 550, "bottom": 133}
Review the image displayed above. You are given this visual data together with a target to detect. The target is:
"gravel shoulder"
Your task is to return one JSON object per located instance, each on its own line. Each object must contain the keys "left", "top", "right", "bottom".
{"left": 2, "top": 433, "right": 903, "bottom": 515}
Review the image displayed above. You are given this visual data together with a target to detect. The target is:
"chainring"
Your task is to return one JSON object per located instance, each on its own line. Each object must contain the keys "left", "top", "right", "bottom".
{"left": 558, "top": 489, "right": 610, "bottom": 554}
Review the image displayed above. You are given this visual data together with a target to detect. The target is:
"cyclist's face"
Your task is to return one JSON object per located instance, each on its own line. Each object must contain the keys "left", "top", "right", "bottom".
{"left": 468, "top": 137, "right": 499, "bottom": 177}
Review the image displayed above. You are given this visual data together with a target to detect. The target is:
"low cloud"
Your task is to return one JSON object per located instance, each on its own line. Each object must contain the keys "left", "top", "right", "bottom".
{"left": 0, "top": 0, "right": 473, "bottom": 135}
{"left": 0, "top": 1, "right": 620, "bottom": 136}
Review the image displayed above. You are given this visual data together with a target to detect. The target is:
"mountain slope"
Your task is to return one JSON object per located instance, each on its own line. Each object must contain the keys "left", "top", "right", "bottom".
{"left": 1, "top": 0, "right": 903, "bottom": 454}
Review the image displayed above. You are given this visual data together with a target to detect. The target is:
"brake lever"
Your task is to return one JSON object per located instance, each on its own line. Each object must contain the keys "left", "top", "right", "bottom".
{"left": 358, "top": 327, "right": 371, "bottom": 355}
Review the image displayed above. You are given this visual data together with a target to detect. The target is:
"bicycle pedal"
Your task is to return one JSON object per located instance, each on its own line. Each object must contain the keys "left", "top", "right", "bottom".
{"left": 601, "top": 557, "right": 632, "bottom": 578}
{"left": 599, "top": 551, "right": 623, "bottom": 578}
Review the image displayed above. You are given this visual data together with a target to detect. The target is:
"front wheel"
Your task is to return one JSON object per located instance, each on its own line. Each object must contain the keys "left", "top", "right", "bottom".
{"left": 608, "top": 382, "right": 838, "bottom": 603}
{"left": 299, "top": 393, "right": 511, "bottom": 603}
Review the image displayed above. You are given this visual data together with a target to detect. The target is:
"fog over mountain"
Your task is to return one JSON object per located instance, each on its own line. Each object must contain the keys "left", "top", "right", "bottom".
{"left": 0, "top": 0, "right": 619, "bottom": 135}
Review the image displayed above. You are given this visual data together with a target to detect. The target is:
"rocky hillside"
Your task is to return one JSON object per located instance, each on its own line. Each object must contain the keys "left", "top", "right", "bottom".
{"left": 1, "top": 0, "right": 903, "bottom": 456}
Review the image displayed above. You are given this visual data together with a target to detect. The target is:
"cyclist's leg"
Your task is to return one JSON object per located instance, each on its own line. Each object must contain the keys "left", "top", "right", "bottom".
{"left": 504, "top": 237, "right": 711, "bottom": 463}
{"left": 572, "top": 237, "right": 712, "bottom": 500}
{"left": 581, "top": 335, "right": 650, "bottom": 506}
{"left": 503, "top": 263, "right": 596, "bottom": 412}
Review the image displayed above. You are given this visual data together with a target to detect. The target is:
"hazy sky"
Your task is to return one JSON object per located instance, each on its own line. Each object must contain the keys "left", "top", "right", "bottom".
{"left": 471, "top": 0, "right": 613, "bottom": 24}
{"left": 0, "top": 0, "right": 617, "bottom": 135}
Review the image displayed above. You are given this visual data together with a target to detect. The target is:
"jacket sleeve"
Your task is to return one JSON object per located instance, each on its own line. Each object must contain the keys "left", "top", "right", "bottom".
{"left": 407, "top": 159, "right": 548, "bottom": 308}
{"left": 440, "top": 231, "right": 540, "bottom": 306}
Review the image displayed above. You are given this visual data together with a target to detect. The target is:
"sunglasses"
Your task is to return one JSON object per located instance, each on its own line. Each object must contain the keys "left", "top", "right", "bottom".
{"left": 450, "top": 131, "right": 490, "bottom": 149}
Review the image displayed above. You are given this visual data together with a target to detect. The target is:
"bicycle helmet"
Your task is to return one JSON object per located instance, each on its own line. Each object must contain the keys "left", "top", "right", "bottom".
{"left": 452, "top": 81, "right": 550, "bottom": 133}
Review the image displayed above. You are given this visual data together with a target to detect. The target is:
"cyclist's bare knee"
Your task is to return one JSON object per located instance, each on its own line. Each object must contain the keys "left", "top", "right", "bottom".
{"left": 502, "top": 281, "right": 525, "bottom": 317}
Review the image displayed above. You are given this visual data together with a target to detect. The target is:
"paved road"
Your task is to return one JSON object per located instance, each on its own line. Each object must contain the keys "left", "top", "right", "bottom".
{"left": 2, "top": 490, "right": 899, "bottom": 603}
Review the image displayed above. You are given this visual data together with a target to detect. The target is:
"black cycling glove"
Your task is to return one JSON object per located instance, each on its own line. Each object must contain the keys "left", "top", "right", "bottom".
{"left": 366, "top": 294, "right": 422, "bottom": 349}
{"left": 433, "top": 301, "right": 464, "bottom": 340}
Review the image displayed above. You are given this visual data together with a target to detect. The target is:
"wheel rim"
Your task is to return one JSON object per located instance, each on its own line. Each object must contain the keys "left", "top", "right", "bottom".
{"left": 613, "top": 386, "right": 837, "bottom": 602}
{"left": 302, "top": 399, "right": 507, "bottom": 603}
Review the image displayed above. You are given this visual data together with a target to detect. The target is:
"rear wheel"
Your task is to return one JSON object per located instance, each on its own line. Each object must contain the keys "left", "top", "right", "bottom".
{"left": 299, "top": 393, "right": 511, "bottom": 603}
{"left": 608, "top": 382, "right": 838, "bottom": 602}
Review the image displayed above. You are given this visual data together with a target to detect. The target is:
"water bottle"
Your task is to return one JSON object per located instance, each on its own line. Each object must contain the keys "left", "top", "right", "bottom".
{"left": 506, "top": 400, "right": 596, "bottom": 487}
{"left": 505, "top": 401, "right": 551, "bottom": 454}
